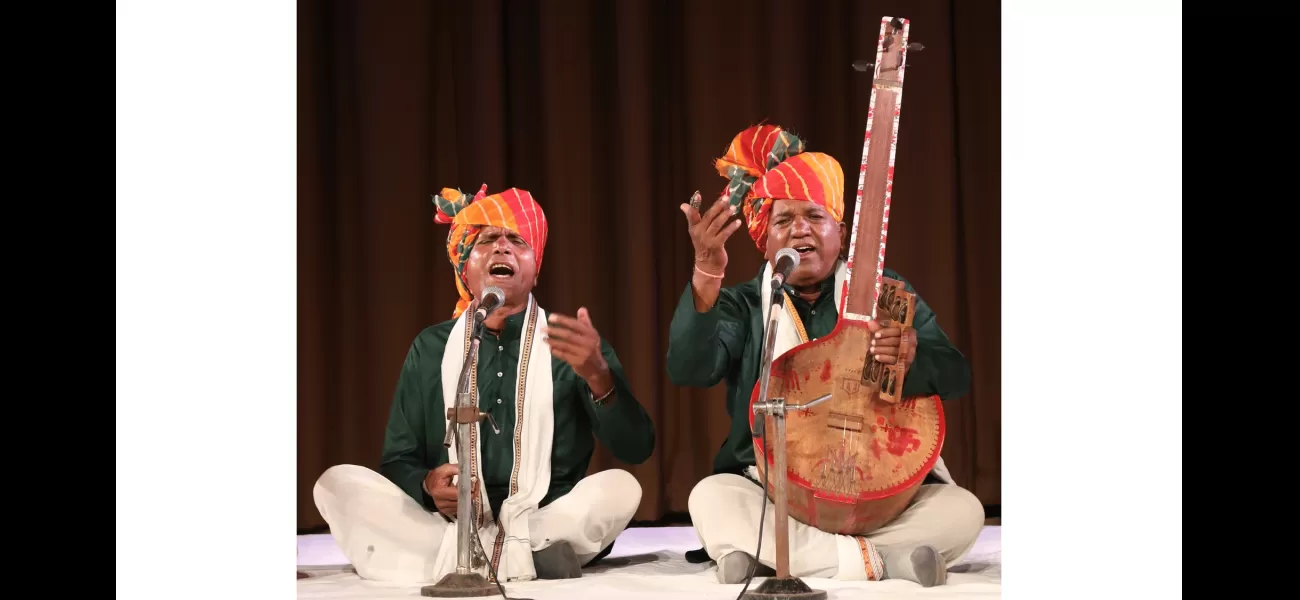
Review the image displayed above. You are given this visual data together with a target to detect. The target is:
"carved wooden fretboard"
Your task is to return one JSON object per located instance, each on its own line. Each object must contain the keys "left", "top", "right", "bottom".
{"left": 840, "top": 17, "right": 912, "bottom": 323}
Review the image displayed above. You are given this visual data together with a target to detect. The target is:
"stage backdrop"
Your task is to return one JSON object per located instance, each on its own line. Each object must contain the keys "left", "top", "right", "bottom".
{"left": 297, "top": 0, "right": 1000, "bottom": 530}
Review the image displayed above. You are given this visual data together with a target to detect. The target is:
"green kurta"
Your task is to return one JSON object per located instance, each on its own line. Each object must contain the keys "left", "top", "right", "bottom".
{"left": 666, "top": 263, "right": 970, "bottom": 476}
{"left": 379, "top": 309, "right": 656, "bottom": 518}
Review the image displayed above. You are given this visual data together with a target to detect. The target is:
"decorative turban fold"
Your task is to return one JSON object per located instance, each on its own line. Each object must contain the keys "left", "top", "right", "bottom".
{"left": 715, "top": 124, "right": 845, "bottom": 252}
{"left": 432, "top": 183, "right": 549, "bottom": 319}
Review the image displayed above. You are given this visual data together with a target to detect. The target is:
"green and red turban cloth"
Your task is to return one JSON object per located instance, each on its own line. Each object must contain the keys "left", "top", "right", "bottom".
{"left": 432, "top": 184, "right": 549, "bottom": 319}
{"left": 715, "top": 124, "right": 846, "bottom": 252}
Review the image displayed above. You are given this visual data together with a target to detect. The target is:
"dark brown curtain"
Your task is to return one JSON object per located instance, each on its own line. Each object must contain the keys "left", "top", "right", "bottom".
{"left": 297, "top": 0, "right": 1000, "bottom": 530}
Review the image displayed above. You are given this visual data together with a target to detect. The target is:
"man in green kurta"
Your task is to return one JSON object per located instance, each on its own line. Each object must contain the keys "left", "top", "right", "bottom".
{"left": 668, "top": 124, "right": 984, "bottom": 587}
{"left": 313, "top": 184, "right": 656, "bottom": 585}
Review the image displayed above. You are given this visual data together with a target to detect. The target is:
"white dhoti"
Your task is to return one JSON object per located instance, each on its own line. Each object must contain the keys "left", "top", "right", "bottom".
{"left": 313, "top": 464, "right": 642, "bottom": 584}
{"left": 687, "top": 469, "right": 985, "bottom": 581}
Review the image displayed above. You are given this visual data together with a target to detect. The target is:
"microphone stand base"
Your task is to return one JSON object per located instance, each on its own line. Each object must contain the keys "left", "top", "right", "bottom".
{"left": 740, "top": 576, "right": 828, "bottom": 600}
{"left": 420, "top": 572, "right": 501, "bottom": 598}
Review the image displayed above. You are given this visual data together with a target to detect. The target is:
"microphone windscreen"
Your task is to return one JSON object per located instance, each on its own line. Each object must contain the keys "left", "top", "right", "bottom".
{"left": 774, "top": 248, "right": 800, "bottom": 274}
{"left": 480, "top": 286, "right": 505, "bottom": 309}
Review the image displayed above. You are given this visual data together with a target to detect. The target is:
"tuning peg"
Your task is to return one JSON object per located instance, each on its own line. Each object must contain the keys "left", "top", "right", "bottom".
{"left": 852, "top": 42, "right": 925, "bottom": 73}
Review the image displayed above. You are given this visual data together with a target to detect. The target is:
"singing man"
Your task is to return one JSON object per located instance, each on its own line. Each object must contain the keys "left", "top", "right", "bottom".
{"left": 667, "top": 124, "right": 983, "bottom": 587}
{"left": 313, "top": 184, "right": 656, "bottom": 584}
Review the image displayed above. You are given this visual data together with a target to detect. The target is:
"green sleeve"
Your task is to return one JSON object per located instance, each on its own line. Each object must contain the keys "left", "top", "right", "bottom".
{"left": 378, "top": 342, "right": 444, "bottom": 510}
{"left": 665, "top": 282, "right": 749, "bottom": 388}
{"left": 890, "top": 274, "right": 971, "bottom": 402}
{"left": 580, "top": 338, "right": 657, "bottom": 465}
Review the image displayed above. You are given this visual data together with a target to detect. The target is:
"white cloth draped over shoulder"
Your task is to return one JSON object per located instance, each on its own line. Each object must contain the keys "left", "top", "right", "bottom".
{"left": 436, "top": 294, "right": 554, "bottom": 581}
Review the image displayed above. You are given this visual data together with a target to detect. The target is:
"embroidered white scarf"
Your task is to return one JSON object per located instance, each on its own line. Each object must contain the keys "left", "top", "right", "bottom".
{"left": 435, "top": 294, "right": 555, "bottom": 582}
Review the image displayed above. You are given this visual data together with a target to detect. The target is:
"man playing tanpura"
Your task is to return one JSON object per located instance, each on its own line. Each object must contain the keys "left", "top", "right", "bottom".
{"left": 667, "top": 124, "right": 984, "bottom": 587}
{"left": 314, "top": 184, "right": 656, "bottom": 584}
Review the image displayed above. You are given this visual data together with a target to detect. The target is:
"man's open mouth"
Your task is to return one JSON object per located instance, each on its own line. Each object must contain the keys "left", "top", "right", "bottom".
{"left": 488, "top": 262, "right": 515, "bottom": 280}
{"left": 793, "top": 245, "right": 816, "bottom": 258}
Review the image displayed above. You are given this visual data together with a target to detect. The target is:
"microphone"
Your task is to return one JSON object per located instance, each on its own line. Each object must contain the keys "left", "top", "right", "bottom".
{"left": 771, "top": 248, "right": 800, "bottom": 288}
{"left": 474, "top": 286, "right": 505, "bottom": 323}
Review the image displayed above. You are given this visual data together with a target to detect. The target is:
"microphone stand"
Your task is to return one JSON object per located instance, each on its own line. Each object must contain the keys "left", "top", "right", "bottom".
{"left": 745, "top": 281, "right": 832, "bottom": 600}
{"left": 422, "top": 303, "right": 503, "bottom": 598}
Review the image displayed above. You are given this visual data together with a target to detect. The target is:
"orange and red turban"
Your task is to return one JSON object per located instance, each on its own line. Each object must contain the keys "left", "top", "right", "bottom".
{"left": 432, "top": 184, "right": 549, "bottom": 319}
{"left": 715, "top": 124, "right": 845, "bottom": 252}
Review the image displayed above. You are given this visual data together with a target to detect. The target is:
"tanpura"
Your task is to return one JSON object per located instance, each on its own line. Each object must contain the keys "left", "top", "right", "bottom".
{"left": 748, "top": 16, "right": 944, "bottom": 537}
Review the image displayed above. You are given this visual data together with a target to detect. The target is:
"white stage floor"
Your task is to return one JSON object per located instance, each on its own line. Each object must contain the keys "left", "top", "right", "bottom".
{"left": 297, "top": 525, "right": 1002, "bottom": 599}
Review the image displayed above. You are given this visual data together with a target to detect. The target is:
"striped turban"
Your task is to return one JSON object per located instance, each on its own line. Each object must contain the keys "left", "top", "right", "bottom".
{"left": 715, "top": 124, "right": 845, "bottom": 253}
{"left": 432, "top": 183, "right": 549, "bottom": 319}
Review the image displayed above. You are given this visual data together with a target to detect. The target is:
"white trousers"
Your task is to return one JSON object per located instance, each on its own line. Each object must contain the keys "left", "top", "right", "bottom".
{"left": 688, "top": 472, "right": 985, "bottom": 581}
{"left": 313, "top": 464, "right": 642, "bottom": 583}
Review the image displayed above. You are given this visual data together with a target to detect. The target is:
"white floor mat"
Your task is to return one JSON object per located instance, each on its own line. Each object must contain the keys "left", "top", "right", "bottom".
{"left": 297, "top": 525, "right": 1001, "bottom": 599}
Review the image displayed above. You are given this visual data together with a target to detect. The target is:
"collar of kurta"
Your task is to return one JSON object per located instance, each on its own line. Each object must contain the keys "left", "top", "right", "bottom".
{"left": 756, "top": 263, "right": 838, "bottom": 306}
{"left": 482, "top": 309, "right": 528, "bottom": 342}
